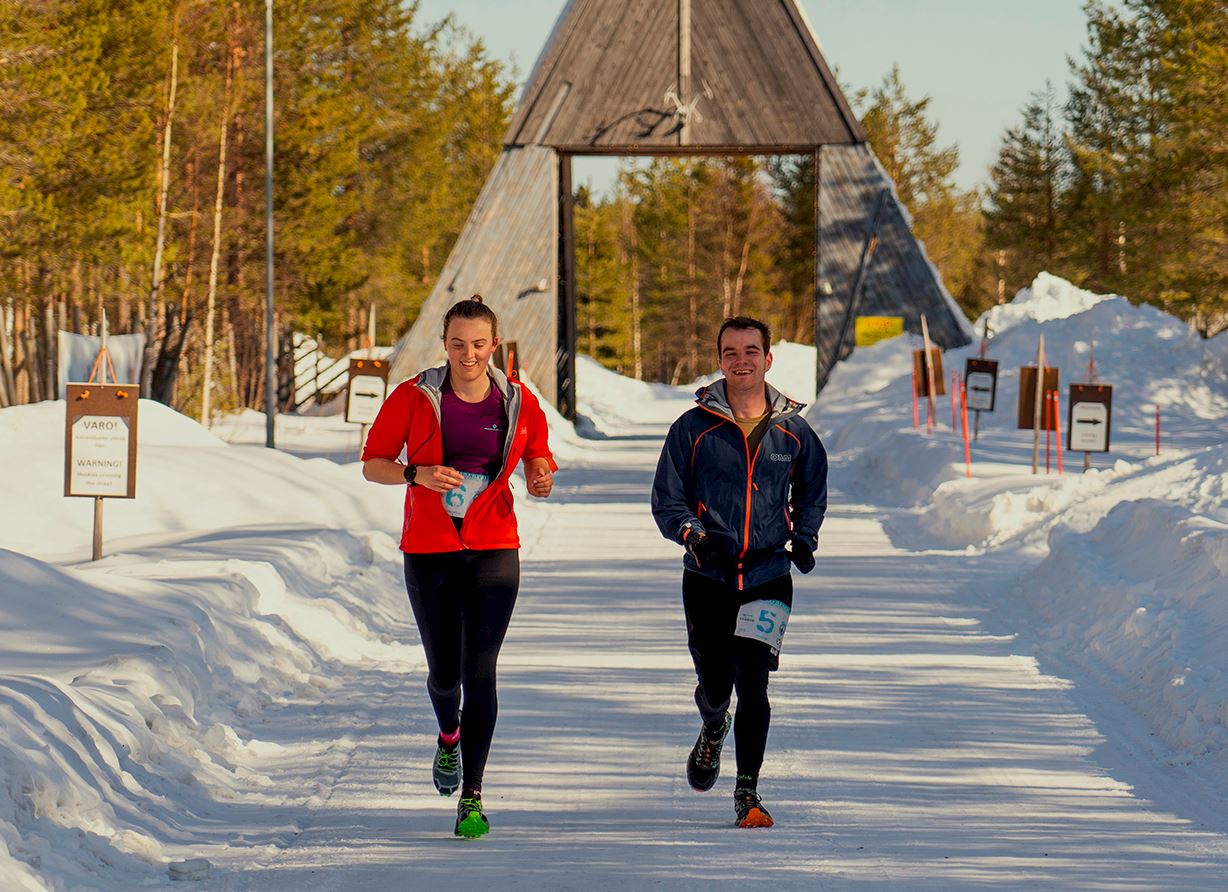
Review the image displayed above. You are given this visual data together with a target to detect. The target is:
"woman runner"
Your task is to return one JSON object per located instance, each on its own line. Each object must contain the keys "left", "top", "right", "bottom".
{"left": 362, "top": 295, "right": 556, "bottom": 838}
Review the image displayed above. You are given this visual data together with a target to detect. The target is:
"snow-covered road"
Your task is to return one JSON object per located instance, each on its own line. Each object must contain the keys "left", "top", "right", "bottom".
{"left": 200, "top": 425, "right": 1228, "bottom": 890}
{"left": 6, "top": 274, "right": 1228, "bottom": 889}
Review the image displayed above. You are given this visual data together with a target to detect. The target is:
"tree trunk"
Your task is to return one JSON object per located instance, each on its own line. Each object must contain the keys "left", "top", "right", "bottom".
{"left": 201, "top": 39, "right": 236, "bottom": 425}
{"left": 0, "top": 305, "right": 14, "bottom": 408}
{"left": 145, "top": 42, "right": 179, "bottom": 395}
{"left": 43, "top": 301, "right": 57, "bottom": 397}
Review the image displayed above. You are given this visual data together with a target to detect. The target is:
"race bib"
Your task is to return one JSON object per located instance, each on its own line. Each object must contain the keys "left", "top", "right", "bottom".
{"left": 443, "top": 471, "right": 490, "bottom": 518}
{"left": 734, "top": 599, "right": 791, "bottom": 656}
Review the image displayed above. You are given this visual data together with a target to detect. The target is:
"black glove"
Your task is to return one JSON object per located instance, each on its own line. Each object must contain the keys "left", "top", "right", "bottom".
{"left": 789, "top": 536, "right": 816, "bottom": 574}
{"left": 686, "top": 531, "right": 726, "bottom": 571}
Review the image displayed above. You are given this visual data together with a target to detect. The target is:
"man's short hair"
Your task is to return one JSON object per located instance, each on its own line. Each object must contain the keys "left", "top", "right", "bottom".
{"left": 717, "top": 316, "right": 771, "bottom": 354}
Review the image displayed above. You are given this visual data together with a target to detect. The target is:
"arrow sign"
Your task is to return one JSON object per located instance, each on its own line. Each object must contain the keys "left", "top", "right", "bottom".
{"left": 1068, "top": 384, "right": 1112, "bottom": 452}
{"left": 964, "top": 359, "right": 999, "bottom": 412}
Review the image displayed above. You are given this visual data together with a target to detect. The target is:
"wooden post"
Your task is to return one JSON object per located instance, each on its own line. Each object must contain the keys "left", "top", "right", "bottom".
{"left": 961, "top": 379, "right": 971, "bottom": 478}
{"left": 1032, "top": 335, "right": 1045, "bottom": 474}
{"left": 557, "top": 152, "right": 577, "bottom": 420}
{"left": 911, "top": 363, "right": 919, "bottom": 431}
{"left": 93, "top": 497, "right": 104, "bottom": 561}
{"left": 678, "top": 0, "right": 692, "bottom": 146}
{"left": 920, "top": 314, "right": 938, "bottom": 437}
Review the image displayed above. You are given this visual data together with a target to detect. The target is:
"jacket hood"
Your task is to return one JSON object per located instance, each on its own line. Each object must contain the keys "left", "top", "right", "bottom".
{"left": 694, "top": 378, "right": 805, "bottom": 423}
{"left": 414, "top": 363, "right": 514, "bottom": 418}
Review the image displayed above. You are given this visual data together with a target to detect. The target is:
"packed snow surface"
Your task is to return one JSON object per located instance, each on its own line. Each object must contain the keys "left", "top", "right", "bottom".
{"left": 1, "top": 272, "right": 1228, "bottom": 889}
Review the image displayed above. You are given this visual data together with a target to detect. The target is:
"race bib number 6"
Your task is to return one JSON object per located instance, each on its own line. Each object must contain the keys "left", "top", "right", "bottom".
{"left": 734, "top": 598, "right": 791, "bottom": 656}
{"left": 443, "top": 471, "right": 490, "bottom": 519}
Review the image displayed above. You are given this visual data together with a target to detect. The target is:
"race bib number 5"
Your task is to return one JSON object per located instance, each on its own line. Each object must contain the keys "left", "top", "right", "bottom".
{"left": 734, "top": 598, "right": 791, "bottom": 656}
{"left": 443, "top": 471, "right": 490, "bottom": 519}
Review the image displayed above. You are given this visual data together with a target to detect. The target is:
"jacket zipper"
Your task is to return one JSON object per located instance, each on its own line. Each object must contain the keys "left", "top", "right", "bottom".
{"left": 696, "top": 404, "right": 764, "bottom": 592}
{"left": 417, "top": 370, "right": 521, "bottom": 551}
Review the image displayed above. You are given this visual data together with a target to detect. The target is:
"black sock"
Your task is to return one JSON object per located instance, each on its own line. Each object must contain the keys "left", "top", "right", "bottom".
{"left": 736, "top": 774, "right": 757, "bottom": 791}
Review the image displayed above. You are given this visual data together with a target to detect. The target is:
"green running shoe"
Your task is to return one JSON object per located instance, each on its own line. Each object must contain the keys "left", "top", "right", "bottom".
{"left": 433, "top": 737, "right": 460, "bottom": 796}
{"left": 454, "top": 794, "right": 489, "bottom": 839}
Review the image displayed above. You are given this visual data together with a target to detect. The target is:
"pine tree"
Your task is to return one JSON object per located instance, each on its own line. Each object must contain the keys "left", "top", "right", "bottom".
{"left": 855, "top": 66, "right": 987, "bottom": 314}
{"left": 985, "top": 82, "right": 1070, "bottom": 296}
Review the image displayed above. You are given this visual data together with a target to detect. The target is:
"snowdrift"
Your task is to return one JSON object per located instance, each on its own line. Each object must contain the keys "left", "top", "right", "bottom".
{"left": 813, "top": 272, "right": 1228, "bottom": 758}
{"left": 0, "top": 402, "right": 418, "bottom": 888}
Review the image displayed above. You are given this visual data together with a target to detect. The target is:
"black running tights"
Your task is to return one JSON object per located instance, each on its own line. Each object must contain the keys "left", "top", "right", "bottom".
{"left": 682, "top": 570, "right": 792, "bottom": 783}
{"left": 403, "top": 548, "right": 519, "bottom": 791}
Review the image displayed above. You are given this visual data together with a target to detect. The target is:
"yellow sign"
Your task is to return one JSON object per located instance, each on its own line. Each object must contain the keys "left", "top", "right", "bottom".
{"left": 855, "top": 316, "right": 904, "bottom": 347}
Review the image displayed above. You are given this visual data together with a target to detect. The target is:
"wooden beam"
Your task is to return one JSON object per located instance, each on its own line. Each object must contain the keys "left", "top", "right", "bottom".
{"left": 556, "top": 152, "right": 577, "bottom": 421}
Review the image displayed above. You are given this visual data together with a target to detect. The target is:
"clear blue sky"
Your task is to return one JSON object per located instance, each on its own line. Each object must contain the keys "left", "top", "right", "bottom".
{"left": 415, "top": 0, "right": 1091, "bottom": 193}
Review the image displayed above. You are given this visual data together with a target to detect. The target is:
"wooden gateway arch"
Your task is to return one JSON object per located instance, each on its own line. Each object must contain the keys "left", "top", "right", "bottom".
{"left": 388, "top": 0, "right": 973, "bottom": 417}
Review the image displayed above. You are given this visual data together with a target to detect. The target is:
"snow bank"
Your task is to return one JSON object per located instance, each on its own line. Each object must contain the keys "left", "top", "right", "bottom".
{"left": 0, "top": 400, "right": 418, "bottom": 887}
{"left": 815, "top": 272, "right": 1228, "bottom": 758}
{"left": 1029, "top": 499, "right": 1228, "bottom": 754}
{"left": 0, "top": 399, "right": 404, "bottom": 561}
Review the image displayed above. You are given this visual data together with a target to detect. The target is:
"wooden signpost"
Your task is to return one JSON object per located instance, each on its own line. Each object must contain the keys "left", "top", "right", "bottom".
{"left": 1017, "top": 336, "right": 1060, "bottom": 474}
{"left": 64, "top": 316, "right": 139, "bottom": 560}
{"left": 912, "top": 315, "right": 944, "bottom": 435}
{"left": 1070, "top": 339, "right": 1112, "bottom": 470}
{"left": 1068, "top": 384, "right": 1112, "bottom": 455}
{"left": 964, "top": 358, "right": 999, "bottom": 442}
{"left": 65, "top": 389, "right": 139, "bottom": 564}
{"left": 345, "top": 358, "right": 389, "bottom": 460}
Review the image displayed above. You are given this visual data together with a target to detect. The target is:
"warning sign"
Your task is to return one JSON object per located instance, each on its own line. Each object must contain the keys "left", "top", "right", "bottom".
{"left": 964, "top": 358, "right": 999, "bottom": 412}
{"left": 345, "top": 358, "right": 390, "bottom": 425}
{"left": 855, "top": 316, "right": 904, "bottom": 348}
{"left": 1068, "top": 384, "right": 1112, "bottom": 452}
{"left": 65, "top": 384, "right": 139, "bottom": 499}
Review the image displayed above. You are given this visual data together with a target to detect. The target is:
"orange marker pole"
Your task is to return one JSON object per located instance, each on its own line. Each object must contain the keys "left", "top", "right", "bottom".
{"left": 1045, "top": 392, "right": 1052, "bottom": 474}
{"left": 1155, "top": 405, "right": 1161, "bottom": 455}
{"left": 961, "top": 380, "right": 971, "bottom": 478}
{"left": 1054, "top": 390, "right": 1064, "bottom": 475}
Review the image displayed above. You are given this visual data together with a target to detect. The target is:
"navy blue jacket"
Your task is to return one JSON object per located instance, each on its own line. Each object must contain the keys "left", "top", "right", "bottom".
{"left": 652, "top": 380, "right": 828, "bottom": 590}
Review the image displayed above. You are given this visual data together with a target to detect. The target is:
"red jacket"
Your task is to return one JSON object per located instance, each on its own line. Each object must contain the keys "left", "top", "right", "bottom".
{"left": 362, "top": 364, "right": 557, "bottom": 553}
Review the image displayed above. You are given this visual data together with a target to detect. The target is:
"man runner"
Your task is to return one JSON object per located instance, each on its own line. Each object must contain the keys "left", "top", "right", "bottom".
{"left": 652, "top": 316, "right": 827, "bottom": 828}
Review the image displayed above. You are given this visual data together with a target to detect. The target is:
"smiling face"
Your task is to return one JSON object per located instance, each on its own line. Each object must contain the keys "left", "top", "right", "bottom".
{"left": 444, "top": 316, "right": 499, "bottom": 386}
{"left": 718, "top": 326, "right": 772, "bottom": 400}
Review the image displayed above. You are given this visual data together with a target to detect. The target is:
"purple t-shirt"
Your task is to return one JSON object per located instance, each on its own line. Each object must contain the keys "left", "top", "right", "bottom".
{"left": 440, "top": 378, "right": 508, "bottom": 477}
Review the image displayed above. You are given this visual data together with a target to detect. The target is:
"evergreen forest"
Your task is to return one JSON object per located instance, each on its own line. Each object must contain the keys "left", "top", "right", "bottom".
{"left": 0, "top": 0, "right": 1223, "bottom": 410}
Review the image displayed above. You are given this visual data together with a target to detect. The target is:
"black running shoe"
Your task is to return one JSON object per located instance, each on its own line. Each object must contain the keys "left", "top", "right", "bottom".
{"left": 454, "top": 792, "right": 489, "bottom": 838}
{"left": 686, "top": 712, "right": 732, "bottom": 792}
{"left": 734, "top": 785, "right": 773, "bottom": 828}
{"left": 433, "top": 737, "right": 460, "bottom": 796}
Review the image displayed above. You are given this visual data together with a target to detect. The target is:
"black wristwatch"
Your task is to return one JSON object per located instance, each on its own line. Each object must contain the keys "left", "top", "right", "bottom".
{"left": 403, "top": 464, "right": 419, "bottom": 486}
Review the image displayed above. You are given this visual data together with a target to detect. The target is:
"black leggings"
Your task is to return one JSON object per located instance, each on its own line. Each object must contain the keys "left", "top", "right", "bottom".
{"left": 403, "top": 548, "right": 519, "bottom": 791}
{"left": 683, "top": 570, "right": 792, "bottom": 783}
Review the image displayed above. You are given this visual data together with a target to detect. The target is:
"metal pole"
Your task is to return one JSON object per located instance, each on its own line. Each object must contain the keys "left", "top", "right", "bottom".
{"left": 264, "top": 0, "right": 276, "bottom": 448}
